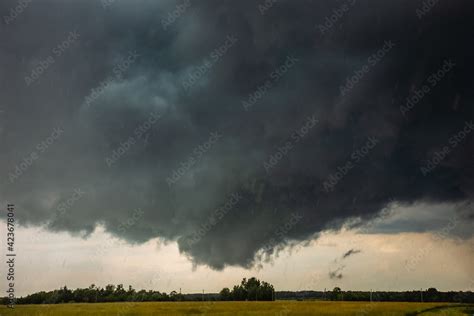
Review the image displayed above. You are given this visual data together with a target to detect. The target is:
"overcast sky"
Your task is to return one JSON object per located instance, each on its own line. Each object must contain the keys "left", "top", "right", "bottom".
{"left": 0, "top": 0, "right": 473, "bottom": 295}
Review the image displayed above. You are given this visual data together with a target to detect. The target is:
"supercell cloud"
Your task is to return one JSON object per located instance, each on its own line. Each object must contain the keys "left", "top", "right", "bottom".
{"left": 1, "top": 0, "right": 473, "bottom": 269}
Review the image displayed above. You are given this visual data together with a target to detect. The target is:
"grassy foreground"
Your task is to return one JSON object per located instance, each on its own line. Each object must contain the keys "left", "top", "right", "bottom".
{"left": 0, "top": 301, "right": 473, "bottom": 315}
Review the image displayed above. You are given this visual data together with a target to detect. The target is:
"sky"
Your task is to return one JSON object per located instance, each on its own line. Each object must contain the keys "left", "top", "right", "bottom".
{"left": 0, "top": 0, "right": 473, "bottom": 295}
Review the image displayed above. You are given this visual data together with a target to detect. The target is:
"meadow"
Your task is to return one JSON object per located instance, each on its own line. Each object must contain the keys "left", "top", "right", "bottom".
{"left": 1, "top": 301, "right": 473, "bottom": 316}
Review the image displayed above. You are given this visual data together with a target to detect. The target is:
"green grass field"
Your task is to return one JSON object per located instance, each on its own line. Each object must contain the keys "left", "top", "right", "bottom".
{"left": 1, "top": 301, "right": 473, "bottom": 315}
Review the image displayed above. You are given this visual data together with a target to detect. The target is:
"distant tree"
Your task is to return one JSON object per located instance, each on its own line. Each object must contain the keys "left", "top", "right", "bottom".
{"left": 105, "top": 284, "right": 115, "bottom": 294}
{"left": 221, "top": 277, "right": 274, "bottom": 301}
{"left": 170, "top": 290, "right": 182, "bottom": 301}
{"left": 219, "top": 288, "right": 232, "bottom": 301}
{"left": 257, "top": 281, "right": 274, "bottom": 301}
{"left": 244, "top": 277, "right": 261, "bottom": 301}
{"left": 426, "top": 288, "right": 438, "bottom": 302}
{"left": 232, "top": 284, "right": 247, "bottom": 301}
{"left": 331, "top": 287, "right": 342, "bottom": 301}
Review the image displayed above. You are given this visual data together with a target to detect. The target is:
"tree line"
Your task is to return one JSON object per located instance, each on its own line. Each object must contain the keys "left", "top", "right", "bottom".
{"left": 277, "top": 287, "right": 474, "bottom": 303}
{"left": 2, "top": 284, "right": 188, "bottom": 305}
{"left": 1, "top": 278, "right": 275, "bottom": 305}
{"left": 2, "top": 281, "right": 473, "bottom": 305}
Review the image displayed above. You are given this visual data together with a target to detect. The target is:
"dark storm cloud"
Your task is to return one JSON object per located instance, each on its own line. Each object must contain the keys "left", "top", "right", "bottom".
{"left": 1, "top": 0, "right": 474, "bottom": 269}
